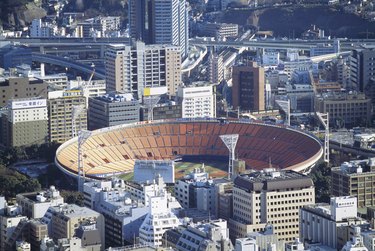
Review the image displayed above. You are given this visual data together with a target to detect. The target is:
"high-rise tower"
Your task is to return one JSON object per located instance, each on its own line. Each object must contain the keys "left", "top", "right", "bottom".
{"left": 129, "top": 0, "right": 189, "bottom": 58}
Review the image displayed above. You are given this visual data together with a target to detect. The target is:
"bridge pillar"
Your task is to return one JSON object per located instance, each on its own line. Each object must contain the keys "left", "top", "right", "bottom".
{"left": 40, "top": 46, "right": 45, "bottom": 54}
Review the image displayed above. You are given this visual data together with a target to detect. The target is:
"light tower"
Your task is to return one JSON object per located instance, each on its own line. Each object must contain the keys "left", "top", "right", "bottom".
{"left": 276, "top": 99, "right": 290, "bottom": 126}
{"left": 71, "top": 105, "right": 85, "bottom": 138}
{"left": 143, "top": 95, "right": 161, "bottom": 121}
{"left": 77, "top": 130, "right": 92, "bottom": 191}
{"left": 220, "top": 134, "right": 239, "bottom": 180}
{"left": 316, "top": 112, "right": 329, "bottom": 163}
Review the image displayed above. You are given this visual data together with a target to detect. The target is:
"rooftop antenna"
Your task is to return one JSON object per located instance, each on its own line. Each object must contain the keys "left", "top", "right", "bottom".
{"left": 220, "top": 134, "right": 239, "bottom": 180}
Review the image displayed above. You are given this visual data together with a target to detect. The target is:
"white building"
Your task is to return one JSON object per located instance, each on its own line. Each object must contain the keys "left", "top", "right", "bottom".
{"left": 16, "top": 186, "right": 64, "bottom": 219}
{"left": 0, "top": 204, "right": 27, "bottom": 250}
{"left": 174, "top": 167, "right": 230, "bottom": 217}
{"left": 342, "top": 227, "right": 368, "bottom": 251}
{"left": 235, "top": 225, "right": 284, "bottom": 251}
{"left": 138, "top": 181, "right": 181, "bottom": 247}
{"left": 177, "top": 82, "right": 216, "bottom": 118}
{"left": 300, "top": 196, "right": 367, "bottom": 250}
{"left": 262, "top": 50, "right": 280, "bottom": 66}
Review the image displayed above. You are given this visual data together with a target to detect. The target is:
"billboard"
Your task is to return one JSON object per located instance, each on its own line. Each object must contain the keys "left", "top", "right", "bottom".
{"left": 9, "top": 99, "right": 47, "bottom": 109}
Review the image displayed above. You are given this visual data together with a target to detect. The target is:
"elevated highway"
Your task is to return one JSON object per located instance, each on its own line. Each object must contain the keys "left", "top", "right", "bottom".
{"left": 32, "top": 53, "right": 106, "bottom": 79}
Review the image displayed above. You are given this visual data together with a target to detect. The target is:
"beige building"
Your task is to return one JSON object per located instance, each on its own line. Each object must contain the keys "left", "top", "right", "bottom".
{"left": 229, "top": 169, "right": 315, "bottom": 242}
{"left": 48, "top": 90, "right": 87, "bottom": 143}
{"left": 331, "top": 159, "right": 375, "bottom": 208}
{"left": 0, "top": 76, "right": 48, "bottom": 107}
{"left": 105, "top": 41, "right": 182, "bottom": 98}
{"left": 314, "top": 92, "right": 372, "bottom": 128}
{"left": 42, "top": 204, "right": 105, "bottom": 250}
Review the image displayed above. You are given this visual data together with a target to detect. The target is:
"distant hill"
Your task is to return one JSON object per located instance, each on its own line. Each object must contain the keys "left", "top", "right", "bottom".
{"left": 0, "top": 0, "right": 46, "bottom": 30}
{"left": 220, "top": 5, "right": 375, "bottom": 39}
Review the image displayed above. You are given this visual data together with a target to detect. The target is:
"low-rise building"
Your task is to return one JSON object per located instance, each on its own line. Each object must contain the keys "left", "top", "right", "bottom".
{"left": 314, "top": 92, "right": 371, "bottom": 128}
{"left": 331, "top": 158, "right": 375, "bottom": 208}
{"left": 16, "top": 186, "right": 64, "bottom": 219}
{"left": 300, "top": 196, "right": 368, "bottom": 250}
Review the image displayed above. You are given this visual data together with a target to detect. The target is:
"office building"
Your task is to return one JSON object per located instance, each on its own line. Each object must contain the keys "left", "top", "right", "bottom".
{"left": 88, "top": 93, "right": 140, "bottom": 130}
{"left": 300, "top": 196, "right": 367, "bottom": 250}
{"left": 331, "top": 158, "right": 375, "bottom": 208}
{"left": 1, "top": 98, "right": 48, "bottom": 147}
{"left": 105, "top": 42, "right": 182, "bottom": 98}
{"left": 229, "top": 169, "right": 315, "bottom": 242}
{"left": 232, "top": 62, "right": 265, "bottom": 112}
{"left": 16, "top": 186, "right": 64, "bottom": 219}
{"left": 208, "top": 53, "right": 224, "bottom": 84}
{"left": 41, "top": 203, "right": 105, "bottom": 250}
{"left": 48, "top": 90, "right": 87, "bottom": 143}
{"left": 0, "top": 76, "right": 48, "bottom": 107}
{"left": 350, "top": 48, "right": 375, "bottom": 92}
{"left": 177, "top": 82, "right": 216, "bottom": 118}
{"left": 129, "top": 0, "right": 189, "bottom": 58}
{"left": 314, "top": 92, "right": 372, "bottom": 128}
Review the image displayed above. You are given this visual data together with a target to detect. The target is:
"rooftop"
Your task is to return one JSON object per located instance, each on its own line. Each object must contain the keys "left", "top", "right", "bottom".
{"left": 234, "top": 168, "right": 313, "bottom": 192}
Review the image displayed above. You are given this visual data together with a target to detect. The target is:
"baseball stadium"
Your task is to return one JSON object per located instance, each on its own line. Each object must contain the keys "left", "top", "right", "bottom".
{"left": 55, "top": 118, "right": 323, "bottom": 180}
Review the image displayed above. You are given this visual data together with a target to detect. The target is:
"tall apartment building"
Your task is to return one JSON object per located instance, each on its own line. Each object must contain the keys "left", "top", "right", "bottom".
{"left": 0, "top": 76, "right": 48, "bottom": 107}
{"left": 350, "top": 48, "right": 375, "bottom": 92}
{"left": 300, "top": 196, "right": 367, "bottom": 250}
{"left": 88, "top": 93, "right": 140, "bottom": 130}
{"left": 48, "top": 90, "right": 87, "bottom": 143}
{"left": 232, "top": 62, "right": 265, "bottom": 112}
{"left": 331, "top": 158, "right": 375, "bottom": 208}
{"left": 105, "top": 42, "right": 182, "bottom": 98}
{"left": 16, "top": 186, "right": 64, "bottom": 219}
{"left": 208, "top": 53, "right": 224, "bottom": 84}
{"left": 1, "top": 98, "right": 48, "bottom": 147}
{"left": 314, "top": 92, "right": 372, "bottom": 128}
{"left": 229, "top": 169, "right": 315, "bottom": 242}
{"left": 129, "top": 0, "right": 189, "bottom": 58}
{"left": 177, "top": 82, "right": 216, "bottom": 118}
{"left": 41, "top": 204, "right": 105, "bottom": 250}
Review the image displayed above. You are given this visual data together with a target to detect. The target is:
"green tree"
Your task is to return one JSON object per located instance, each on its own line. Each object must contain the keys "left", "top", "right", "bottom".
{"left": 309, "top": 162, "right": 331, "bottom": 203}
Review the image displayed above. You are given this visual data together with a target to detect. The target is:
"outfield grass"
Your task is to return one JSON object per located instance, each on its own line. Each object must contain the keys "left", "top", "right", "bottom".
{"left": 118, "top": 160, "right": 228, "bottom": 181}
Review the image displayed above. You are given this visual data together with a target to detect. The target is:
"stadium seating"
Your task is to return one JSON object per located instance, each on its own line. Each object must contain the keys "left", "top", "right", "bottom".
{"left": 56, "top": 120, "right": 322, "bottom": 178}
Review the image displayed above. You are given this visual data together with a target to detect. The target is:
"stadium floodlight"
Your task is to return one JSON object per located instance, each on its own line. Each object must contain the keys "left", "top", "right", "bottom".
{"left": 143, "top": 95, "right": 161, "bottom": 121}
{"left": 316, "top": 112, "right": 329, "bottom": 163}
{"left": 77, "top": 130, "right": 92, "bottom": 191}
{"left": 220, "top": 134, "right": 239, "bottom": 180}
{"left": 275, "top": 99, "right": 290, "bottom": 126}
{"left": 72, "top": 105, "right": 85, "bottom": 138}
